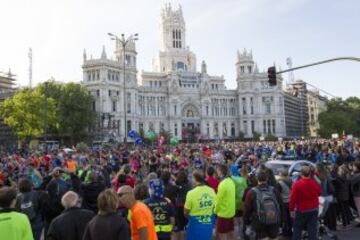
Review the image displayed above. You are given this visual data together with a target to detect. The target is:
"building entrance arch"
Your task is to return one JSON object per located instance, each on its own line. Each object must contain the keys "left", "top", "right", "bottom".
{"left": 181, "top": 103, "right": 200, "bottom": 142}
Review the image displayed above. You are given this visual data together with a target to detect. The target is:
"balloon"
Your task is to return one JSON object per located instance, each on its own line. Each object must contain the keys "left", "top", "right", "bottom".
{"left": 145, "top": 131, "right": 156, "bottom": 141}
{"left": 170, "top": 136, "right": 179, "bottom": 146}
{"left": 159, "top": 136, "right": 165, "bottom": 145}
{"left": 128, "top": 130, "right": 136, "bottom": 138}
{"left": 135, "top": 138, "right": 142, "bottom": 145}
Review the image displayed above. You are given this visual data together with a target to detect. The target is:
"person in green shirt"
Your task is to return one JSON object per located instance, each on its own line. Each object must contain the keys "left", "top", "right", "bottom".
{"left": 184, "top": 170, "right": 216, "bottom": 240}
{"left": 230, "top": 164, "right": 248, "bottom": 237}
{"left": 215, "top": 164, "right": 236, "bottom": 240}
{"left": 0, "top": 187, "right": 34, "bottom": 240}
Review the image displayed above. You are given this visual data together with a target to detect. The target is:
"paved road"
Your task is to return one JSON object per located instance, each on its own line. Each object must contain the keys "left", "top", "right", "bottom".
{"left": 335, "top": 222, "right": 360, "bottom": 240}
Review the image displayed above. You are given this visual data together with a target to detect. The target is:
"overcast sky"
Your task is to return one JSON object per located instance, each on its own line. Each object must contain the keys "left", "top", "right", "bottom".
{"left": 1, "top": 0, "right": 359, "bottom": 98}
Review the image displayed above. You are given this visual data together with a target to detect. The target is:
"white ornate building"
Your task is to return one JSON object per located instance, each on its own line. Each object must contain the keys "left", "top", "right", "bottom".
{"left": 82, "top": 4, "right": 287, "bottom": 141}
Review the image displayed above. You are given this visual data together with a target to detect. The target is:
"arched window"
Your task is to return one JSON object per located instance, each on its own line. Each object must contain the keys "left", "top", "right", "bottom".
{"left": 176, "top": 61, "right": 185, "bottom": 71}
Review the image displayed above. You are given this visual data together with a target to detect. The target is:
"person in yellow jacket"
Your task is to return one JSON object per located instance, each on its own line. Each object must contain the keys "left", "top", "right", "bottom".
{"left": 0, "top": 186, "right": 34, "bottom": 240}
{"left": 214, "top": 164, "right": 236, "bottom": 240}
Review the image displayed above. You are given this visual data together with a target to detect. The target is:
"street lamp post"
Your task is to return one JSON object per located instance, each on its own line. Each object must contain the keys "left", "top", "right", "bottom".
{"left": 108, "top": 32, "right": 138, "bottom": 144}
{"left": 44, "top": 81, "right": 48, "bottom": 153}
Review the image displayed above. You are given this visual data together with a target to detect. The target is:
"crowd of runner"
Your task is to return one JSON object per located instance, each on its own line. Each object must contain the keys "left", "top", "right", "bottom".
{"left": 0, "top": 139, "right": 360, "bottom": 240}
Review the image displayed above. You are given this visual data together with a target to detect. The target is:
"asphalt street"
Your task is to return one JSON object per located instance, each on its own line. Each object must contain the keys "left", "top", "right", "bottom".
{"left": 335, "top": 222, "right": 360, "bottom": 240}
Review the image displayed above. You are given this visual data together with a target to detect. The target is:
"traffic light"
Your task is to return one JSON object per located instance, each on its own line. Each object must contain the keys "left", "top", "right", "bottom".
{"left": 268, "top": 66, "right": 277, "bottom": 86}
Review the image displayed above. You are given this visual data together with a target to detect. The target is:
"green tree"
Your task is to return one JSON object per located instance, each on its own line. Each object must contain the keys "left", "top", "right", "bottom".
{"left": 38, "top": 81, "right": 96, "bottom": 143}
{"left": 0, "top": 88, "right": 57, "bottom": 141}
{"left": 318, "top": 97, "right": 360, "bottom": 137}
{"left": 252, "top": 131, "right": 261, "bottom": 141}
{"left": 238, "top": 131, "right": 245, "bottom": 140}
{"left": 266, "top": 133, "right": 277, "bottom": 141}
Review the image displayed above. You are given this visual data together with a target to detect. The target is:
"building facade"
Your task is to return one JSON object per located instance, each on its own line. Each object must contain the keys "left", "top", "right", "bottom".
{"left": 0, "top": 70, "right": 17, "bottom": 148}
{"left": 284, "top": 81, "right": 309, "bottom": 138}
{"left": 307, "top": 90, "right": 328, "bottom": 137}
{"left": 82, "top": 4, "right": 287, "bottom": 142}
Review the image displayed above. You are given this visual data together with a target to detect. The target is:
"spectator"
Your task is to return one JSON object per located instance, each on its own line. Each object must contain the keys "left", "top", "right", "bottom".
{"left": 230, "top": 164, "right": 247, "bottom": 237}
{"left": 289, "top": 166, "right": 321, "bottom": 240}
{"left": 333, "top": 165, "right": 353, "bottom": 230}
{"left": 81, "top": 171, "right": 106, "bottom": 213}
{"left": 206, "top": 166, "right": 219, "bottom": 193}
{"left": 184, "top": 170, "right": 216, "bottom": 240}
{"left": 83, "top": 189, "right": 130, "bottom": 240}
{"left": 244, "top": 171, "right": 282, "bottom": 240}
{"left": 134, "top": 183, "right": 150, "bottom": 201}
{"left": 47, "top": 191, "right": 94, "bottom": 240}
{"left": 144, "top": 179, "right": 175, "bottom": 240}
{"left": 276, "top": 169, "right": 292, "bottom": 237}
{"left": 161, "top": 171, "right": 177, "bottom": 205}
{"left": 118, "top": 185, "right": 157, "bottom": 240}
{"left": 16, "top": 177, "right": 44, "bottom": 240}
{"left": 315, "top": 163, "right": 337, "bottom": 232}
{"left": 173, "top": 170, "right": 191, "bottom": 240}
{"left": 214, "top": 164, "right": 236, "bottom": 240}
{"left": 44, "top": 167, "right": 71, "bottom": 236}
{"left": 0, "top": 186, "right": 33, "bottom": 240}
{"left": 351, "top": 161, "right": 360, "bottom": 225}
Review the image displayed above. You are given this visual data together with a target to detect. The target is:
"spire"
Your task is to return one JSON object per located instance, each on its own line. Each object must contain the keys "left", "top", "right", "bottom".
{"left": 83, "top": 49, "right": 87, "bottom": 62}
{"left": 237, "top": 49, "right": 241, "bottom": 60}
{"left": 101, "top": 45, "right": 107, "bottom": 59}
{"left": 243, "top": 48, "right": 247, "bottom": 56}
{"left": 254, "top": 63, "right": 259, "bottom": 73}
{"left": 249, "top": 49, "right": 253, "bottom": 59}
{"left": 178, "top": 4, "right": 183, "bottom": 18}
{"left": 201, "top": 60, "right": 207, "bottom": 74}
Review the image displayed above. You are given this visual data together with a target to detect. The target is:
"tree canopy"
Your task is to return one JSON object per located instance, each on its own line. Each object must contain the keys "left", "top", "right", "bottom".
{"left": 0, "top": 88, "right": 57, "bottom": 141}
{"left": 39, "top": 81, "right": 96, "bottom": 143}
{"left": 318, "top": 97, "right": 360, "bottom": 138}
{"left": 0, "top": 81, "right": 96, "bottom": 143}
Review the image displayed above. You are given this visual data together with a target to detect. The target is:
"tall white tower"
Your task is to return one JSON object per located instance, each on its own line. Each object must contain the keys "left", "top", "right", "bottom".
{"left": 154, "top": 4, "right": 196, "bottom": 73}
{"left": 160, "top": 3, "right": 186, "bottom": 52}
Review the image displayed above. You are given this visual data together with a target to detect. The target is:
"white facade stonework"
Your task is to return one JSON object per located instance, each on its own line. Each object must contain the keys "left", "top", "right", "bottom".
{"left": 82, "top": 4, "right": 287, "bottom": 141}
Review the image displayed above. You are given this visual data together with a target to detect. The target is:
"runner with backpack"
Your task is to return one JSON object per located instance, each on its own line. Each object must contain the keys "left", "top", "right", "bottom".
{"left": 16, "top": 177, "right": 45, "bottom": 240}
{"left": 244, "top": 171, "right": 283, "bottom": 240}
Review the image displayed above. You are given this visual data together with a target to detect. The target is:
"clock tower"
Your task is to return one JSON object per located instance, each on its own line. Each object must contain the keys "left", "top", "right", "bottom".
{"left": 153, "top": 3, "right": 197, "bottom": 73}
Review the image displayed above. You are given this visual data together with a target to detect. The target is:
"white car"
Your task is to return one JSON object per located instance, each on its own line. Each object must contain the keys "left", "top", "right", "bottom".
{"left": 264, "top": 160, "right": 316, "bottom": 179}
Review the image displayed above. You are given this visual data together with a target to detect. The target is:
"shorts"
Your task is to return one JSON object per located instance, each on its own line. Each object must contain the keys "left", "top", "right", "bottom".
{"left": 216, "top": 217, "right": 234, "bottom": 234}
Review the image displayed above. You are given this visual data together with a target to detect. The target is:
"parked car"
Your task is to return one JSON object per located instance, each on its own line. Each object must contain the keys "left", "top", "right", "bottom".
{"left": 264, "top": 159, "right": 315, "bottom": 180}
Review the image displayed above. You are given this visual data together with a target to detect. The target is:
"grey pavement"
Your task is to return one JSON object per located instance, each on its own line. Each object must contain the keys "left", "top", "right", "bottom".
{"left": 335, "top": 222, "right": 360, "bottom": 240}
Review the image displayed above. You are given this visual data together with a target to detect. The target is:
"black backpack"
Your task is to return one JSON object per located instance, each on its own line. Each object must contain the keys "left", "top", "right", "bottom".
{"left": 253, "top": 186, "right": 280, "bottom": 225}
{"left": 17, "top": 191, "right": 38, "bottom": 222}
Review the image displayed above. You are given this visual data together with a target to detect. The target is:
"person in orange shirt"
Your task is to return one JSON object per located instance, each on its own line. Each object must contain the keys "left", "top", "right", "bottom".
{"left": 66, "top": 159, "right": 77, "bottom": 173}
{"left": 118, "top": 185, "right": 158, "bottom": 240}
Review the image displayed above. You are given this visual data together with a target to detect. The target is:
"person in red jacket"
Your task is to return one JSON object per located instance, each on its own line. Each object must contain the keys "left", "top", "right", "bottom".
{"left": 289, "top": 165, "right": 321, "bottom": 240}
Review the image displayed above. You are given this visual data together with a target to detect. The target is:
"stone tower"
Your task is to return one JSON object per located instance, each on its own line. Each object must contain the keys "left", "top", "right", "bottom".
{"left": 154, "top": 3, "right": 196, "bottom": 73}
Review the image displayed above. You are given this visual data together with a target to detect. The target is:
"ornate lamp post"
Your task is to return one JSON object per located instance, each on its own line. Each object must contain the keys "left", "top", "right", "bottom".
{"left": 108, "top": 32, "right": 138, "bottom": 144}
